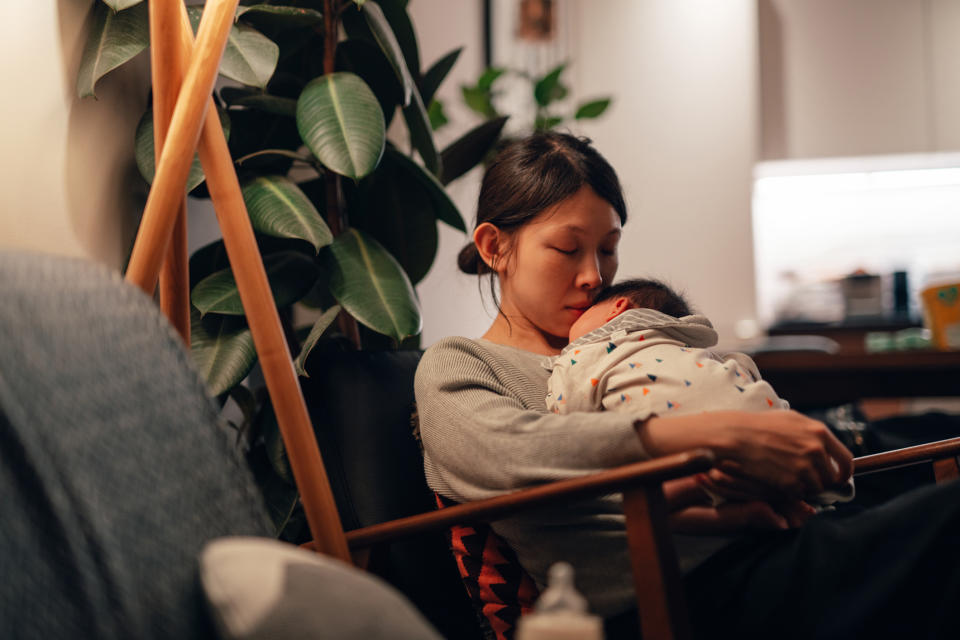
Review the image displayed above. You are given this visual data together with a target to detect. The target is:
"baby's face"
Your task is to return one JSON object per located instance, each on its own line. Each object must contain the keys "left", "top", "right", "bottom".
{"left": 568, "top": 300, "right": 618, "bottom": 343}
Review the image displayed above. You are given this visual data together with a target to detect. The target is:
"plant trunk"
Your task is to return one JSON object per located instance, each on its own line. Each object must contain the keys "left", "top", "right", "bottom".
{"left": 323, "top": 0, "right": 361, "bottom": 349}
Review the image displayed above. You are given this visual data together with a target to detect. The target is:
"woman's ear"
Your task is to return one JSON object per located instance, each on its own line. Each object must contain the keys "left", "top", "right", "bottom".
{"left": 473, "top": 222, "right": 502, "bottom": 271}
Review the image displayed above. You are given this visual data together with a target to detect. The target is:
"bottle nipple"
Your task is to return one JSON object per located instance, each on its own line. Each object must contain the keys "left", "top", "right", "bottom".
{"left": 535, "top": 562, "right": 588, "bottom": 614}
{"left": 516, "top": 562, "right": 603, "bottom": 640}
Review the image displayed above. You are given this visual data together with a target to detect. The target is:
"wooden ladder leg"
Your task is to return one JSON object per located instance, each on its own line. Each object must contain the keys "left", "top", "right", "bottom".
{"left": 622, "top": 485, "right": 692, "bottom": 640}
{"left": 150, "top": 0, "right": 191, "bottom": 345}
{"left": 128, "top": 0, "right": 352, "bottom": 563}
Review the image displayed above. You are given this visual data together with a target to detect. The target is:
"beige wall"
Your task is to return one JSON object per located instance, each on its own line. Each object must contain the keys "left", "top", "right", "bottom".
{"left": 407, "top": 0, "right": 494, "bottom": 344}
{"left": 413, "top": 0, "right": 760, "bottom": 349}
{"left": 759, "top": 0, "right": 960, "bottom": 159}
{"left": 572, "top": 1, "right": 759, "bottom": 348}
{"left": 0, "top": 0, "right": 149, "bottom": 271}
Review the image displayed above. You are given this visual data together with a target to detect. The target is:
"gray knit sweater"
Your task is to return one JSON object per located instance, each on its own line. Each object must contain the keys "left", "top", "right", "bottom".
{"left": 415, "top": 336, "right": 731, "bottom": 617}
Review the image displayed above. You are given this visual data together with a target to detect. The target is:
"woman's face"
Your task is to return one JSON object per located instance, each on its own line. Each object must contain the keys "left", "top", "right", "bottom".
{"left": 497, "top": 186, "right": 622, "bottom": 344}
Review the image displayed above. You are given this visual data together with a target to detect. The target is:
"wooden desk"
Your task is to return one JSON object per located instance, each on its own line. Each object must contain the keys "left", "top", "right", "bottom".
{"left": 752, "top": 350, "right": 960, "bottom": 409}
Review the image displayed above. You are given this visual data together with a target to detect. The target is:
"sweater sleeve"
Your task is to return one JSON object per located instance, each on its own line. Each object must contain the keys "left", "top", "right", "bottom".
{"left": 415, "top": 337, "right": 648, "bottom": 503}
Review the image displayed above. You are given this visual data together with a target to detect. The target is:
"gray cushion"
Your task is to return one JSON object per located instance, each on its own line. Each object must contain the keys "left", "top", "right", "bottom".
{"left": 200, "top": 537, "right": 443, "bottom": 640}
{"left": 0, "top": 250, "right": 272, "bottom": 639}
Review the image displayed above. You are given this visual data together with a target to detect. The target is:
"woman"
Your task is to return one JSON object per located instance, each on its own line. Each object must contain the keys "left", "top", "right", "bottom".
{"left": 415, "top": 132, "right": 960, "bottom": 638}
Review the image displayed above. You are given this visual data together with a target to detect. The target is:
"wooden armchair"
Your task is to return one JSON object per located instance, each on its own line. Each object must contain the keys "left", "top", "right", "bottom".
{"left": 299, "top": 350, "right": 960, "bottom": 640}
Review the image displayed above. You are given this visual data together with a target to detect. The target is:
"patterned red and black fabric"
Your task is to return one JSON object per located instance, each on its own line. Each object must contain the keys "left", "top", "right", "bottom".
{"left": 435, "top": 494, "right": 540, "bottom": 640}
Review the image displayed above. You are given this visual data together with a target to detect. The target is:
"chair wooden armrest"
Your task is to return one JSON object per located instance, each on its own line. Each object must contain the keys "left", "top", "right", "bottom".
{"left": 307, "top": 437, "right": 960, "bottom": 640}
{"left": 342, "top": 449, "right": 714, "bottom": 548}
{"left": 302, "top": 449, "right": 713, "bottom": 640}
{"left": 854, "top": 436, "right": 960, "bottom": 482}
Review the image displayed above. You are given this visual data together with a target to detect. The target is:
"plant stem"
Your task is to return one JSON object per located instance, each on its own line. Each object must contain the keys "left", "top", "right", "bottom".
{"left": 323, "top": 0, "right": 361, "bottom": 350}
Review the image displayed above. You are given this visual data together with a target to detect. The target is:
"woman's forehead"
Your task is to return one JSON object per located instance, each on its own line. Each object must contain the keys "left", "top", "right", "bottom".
{"left": 528, "top": 206, "right": 622, "bottom": 235}
{"left": 528, "top": 186, "right": 620, "bottom": 230}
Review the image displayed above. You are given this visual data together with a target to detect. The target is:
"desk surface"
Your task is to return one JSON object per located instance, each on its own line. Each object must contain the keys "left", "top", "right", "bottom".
{"left": 752, "top": 349, "right": 960, "bottom": 409}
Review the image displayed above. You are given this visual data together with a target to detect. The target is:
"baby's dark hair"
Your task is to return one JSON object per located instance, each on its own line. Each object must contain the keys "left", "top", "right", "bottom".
{"left": 593, "top": 278, "right": 693, "bottom": 318}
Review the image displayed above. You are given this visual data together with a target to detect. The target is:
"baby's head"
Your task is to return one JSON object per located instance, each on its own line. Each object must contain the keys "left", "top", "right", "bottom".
{"left": 568, "top": 278, "right": 692, "bottom": 342}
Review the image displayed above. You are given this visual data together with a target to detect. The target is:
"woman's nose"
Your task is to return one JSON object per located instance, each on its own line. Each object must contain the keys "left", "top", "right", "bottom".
{"left": 577, "top": 255, "right": 603, "bottom": 290}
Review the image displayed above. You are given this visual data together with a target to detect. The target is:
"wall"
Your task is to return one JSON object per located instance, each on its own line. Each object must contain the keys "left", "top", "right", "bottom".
{"left": 759, "top": 0, "right": 960, "bottom": 159}
{"left": 570, "top": 1, "right": 759, "bottom": 348}
{"left": 411, "top": 0, "right": 760, "bottom": 349}
{"left": 406, "top": 0, "right": 494, "bottom": 345}
{"left": 0, "top": 0, "right": 149, "bottom": 270}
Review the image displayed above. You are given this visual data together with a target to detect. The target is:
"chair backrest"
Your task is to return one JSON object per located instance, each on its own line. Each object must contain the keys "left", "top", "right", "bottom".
{"left": 300, "top": 349, "right": 484, "bottom": 640}
{"left": 0, "top": 250, "right": 272, "bottom": 640}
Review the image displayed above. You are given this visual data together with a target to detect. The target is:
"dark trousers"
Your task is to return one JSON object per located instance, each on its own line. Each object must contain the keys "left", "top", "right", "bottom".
{"left": 683, "top": 479, "right": 960, "bottom": 639}
{"left": 605, "top": 411, "right": 960, "bottom": 639}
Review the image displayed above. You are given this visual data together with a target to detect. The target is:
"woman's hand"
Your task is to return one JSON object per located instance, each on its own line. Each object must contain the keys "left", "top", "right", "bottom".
{"left": 669, "top": 499, "right": 816, "bottom": 534}
{"left": 638, "top": 409, "right": 854, "bottom": 501}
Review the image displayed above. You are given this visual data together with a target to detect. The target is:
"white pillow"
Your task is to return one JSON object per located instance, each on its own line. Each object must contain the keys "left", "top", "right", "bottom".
{"left": 200, "top": 537, "right": 443, "bottom": 640}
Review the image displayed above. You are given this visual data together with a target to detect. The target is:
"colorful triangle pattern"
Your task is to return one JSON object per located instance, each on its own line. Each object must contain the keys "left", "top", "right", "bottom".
{"left": 436, "top": 494, "right": 539, "bottom": 640}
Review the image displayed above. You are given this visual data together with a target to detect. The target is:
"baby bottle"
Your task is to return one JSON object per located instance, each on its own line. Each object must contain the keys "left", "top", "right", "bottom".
{"left": 515, "top": 562, "right": 604, "bottom": 640}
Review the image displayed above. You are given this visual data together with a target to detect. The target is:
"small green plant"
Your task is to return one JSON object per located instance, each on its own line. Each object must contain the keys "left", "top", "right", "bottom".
{"left": 430, "top": 62, "right": 611, "bottom": 133}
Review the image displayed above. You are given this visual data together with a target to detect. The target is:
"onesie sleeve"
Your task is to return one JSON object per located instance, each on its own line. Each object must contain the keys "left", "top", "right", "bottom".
{"left": 415, "top": 337, "right": 649, "bottom": 502}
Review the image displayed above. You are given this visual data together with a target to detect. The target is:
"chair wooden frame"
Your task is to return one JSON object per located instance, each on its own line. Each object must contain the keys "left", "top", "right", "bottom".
{"left": 131, "top": 4, "right": 960, "bottom": 638}
{"left": 319, "top": 438, "right": 960, "bottom": 640}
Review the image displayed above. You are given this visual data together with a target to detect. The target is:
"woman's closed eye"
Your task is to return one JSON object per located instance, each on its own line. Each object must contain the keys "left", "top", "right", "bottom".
{"left": 551, "top": 246, "right": 577, "bottom": 255}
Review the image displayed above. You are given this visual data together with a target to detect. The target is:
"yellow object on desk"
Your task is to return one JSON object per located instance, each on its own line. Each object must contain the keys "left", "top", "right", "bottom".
{"left": 921, "top": 282, "right": 960, "bottom": 350}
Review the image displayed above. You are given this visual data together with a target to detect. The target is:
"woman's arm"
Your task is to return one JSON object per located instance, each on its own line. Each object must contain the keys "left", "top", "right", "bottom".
{"left": 637, "top": 410, "right": 854, "bottom": 500}
{"left": 416, "top": 337, "right": 648, "bottom": 502}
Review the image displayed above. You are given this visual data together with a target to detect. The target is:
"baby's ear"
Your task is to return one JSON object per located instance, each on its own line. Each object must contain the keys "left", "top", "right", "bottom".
{"left": 605, "top": 297, "right": 632, "bottom": 321}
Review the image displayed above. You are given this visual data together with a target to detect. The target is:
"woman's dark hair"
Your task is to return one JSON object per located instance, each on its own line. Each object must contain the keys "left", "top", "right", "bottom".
{"left": 593, "top": 278, "right": 694, "bottom": 318}
{"left": 457, "top": 131, "right": 628, "bottom": 276}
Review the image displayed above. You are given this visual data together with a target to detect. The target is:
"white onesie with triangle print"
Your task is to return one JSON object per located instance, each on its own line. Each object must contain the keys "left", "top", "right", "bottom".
{"left": 545, "top": 309, "right": 787, "bottom": 418}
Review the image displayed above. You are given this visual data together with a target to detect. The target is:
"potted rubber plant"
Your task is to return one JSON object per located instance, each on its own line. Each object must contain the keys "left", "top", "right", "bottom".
{"left": 78, "top": 0, "right": 508, "bottom": 538}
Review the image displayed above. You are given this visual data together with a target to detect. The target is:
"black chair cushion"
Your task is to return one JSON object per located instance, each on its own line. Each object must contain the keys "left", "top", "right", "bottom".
{"left": 301, "top": 349, "right": 483, "bottom": 640}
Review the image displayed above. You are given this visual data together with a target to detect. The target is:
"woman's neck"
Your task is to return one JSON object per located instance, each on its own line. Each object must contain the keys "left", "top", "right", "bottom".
{"left": 481, "top": 315, "right": 567, "bottom": 356}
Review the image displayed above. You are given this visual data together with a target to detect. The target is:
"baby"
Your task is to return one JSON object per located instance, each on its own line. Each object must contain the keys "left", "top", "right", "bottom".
{"left": 547, "top": 278, "right": 786, "bottom": 418}
{"left": 546, "top": 278, "right": 853, "bottom": 505}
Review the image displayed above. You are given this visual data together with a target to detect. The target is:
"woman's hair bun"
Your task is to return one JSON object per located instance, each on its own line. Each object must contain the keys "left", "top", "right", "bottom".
{"left": 457, "top": 242, "right": 483, "bottom": 274}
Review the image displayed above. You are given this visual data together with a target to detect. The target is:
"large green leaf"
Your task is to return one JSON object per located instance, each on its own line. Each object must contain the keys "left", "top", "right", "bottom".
{"left": 349, "top": 153, "right": 438, "bottom": 284}
{"left": 192, "top": 251, "right": 319, "bottom": 316}
{"left": 323, "top": 229, "right": 421, "bottom": 342}
{"left": 77, "top": 1, "right": 148, "bottom": 98}
{"left": 103, "top": 0, "right": 143, "bottom": 10}
{"left": 296, "top": 72, "right": 385, "bottom": 180}
{"left": 342, "top": 0, "right": 420, "bottom": 85}
{"left": 385, "top": 147, "right": 464, "bottom": 231}
{"left": 335, "top": 38, "right": 403, "bottom": 129}
{"left": 135, "top": 106, "right": 231, "bottom": 191}
{"left": 440, "top": 116, "right": 508, "bottom": 186}
{"left": 189, "top": 240, "right": 231, "bottom": 289}
{"left": 574, "top": 98, "right": 611, "bottom": 120}
{"left": 361, "top": 1, "right": 413, "bottom": 106}
{"left": 190, "top": 309, "right": 256, "bottom": 397}
{"left": 186, "top": 6, "right": 279, "bottom": 88}
{"left": 236, "top": 4, "right": 323, "bottom": 27}
{"left": 293, "top": 305, "right": 341, "bottom": 377}
{"left": 402, "top": 87, "right": 440, "bottom": 176}
{"left": 420, "top": 47, "right": 461, "bottom": 105}
{"left": 534, "top": 63, "right": 568, "bottom": 107}
{"left": 242, "top": 176, "right": 332, "bottom": 253}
